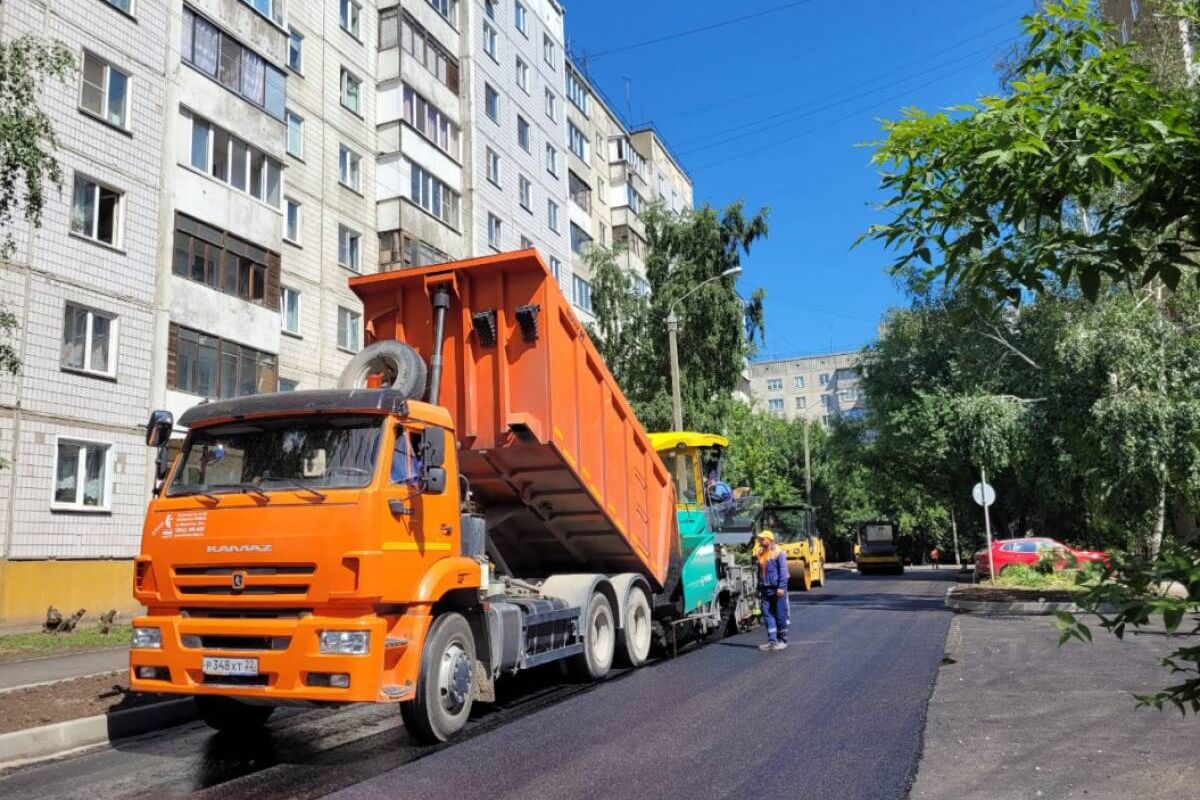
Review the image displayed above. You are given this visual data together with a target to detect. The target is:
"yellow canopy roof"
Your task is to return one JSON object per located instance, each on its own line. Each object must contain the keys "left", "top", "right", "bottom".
{"left": 647, "top": 431, "right": 730, "bottom": 452}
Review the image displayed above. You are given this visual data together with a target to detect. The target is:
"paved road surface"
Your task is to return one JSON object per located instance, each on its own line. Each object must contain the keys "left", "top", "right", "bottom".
{"left": 0, "top": 569, "right": 955, "bottom": 800}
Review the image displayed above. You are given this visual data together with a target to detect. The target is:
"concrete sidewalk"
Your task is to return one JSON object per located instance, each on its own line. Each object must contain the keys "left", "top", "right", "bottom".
{"left": 0, "top": 648, "right": 127, "bottom": 692}
{"left": 912, "top": 613, "right": 1200, "bottom": 800}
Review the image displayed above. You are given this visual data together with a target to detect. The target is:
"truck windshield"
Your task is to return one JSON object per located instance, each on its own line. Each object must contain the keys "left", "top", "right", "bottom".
{"left": 168, "top": 416, "right": 383, "bottom": 495}
{"left": 864, "top": 524, "right": 895, "bottom": 543}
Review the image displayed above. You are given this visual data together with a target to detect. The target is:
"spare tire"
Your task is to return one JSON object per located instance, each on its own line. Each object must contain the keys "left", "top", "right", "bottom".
{"left": 338, "top": 341, "right": 428, "bottom": 399}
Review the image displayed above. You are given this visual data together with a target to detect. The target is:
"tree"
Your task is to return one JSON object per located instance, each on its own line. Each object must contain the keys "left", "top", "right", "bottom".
{"left": 863, "top": 0, "right": 1200, "bottom": 304}
{"left": 585, "top": 201, "right": 768, "bottom": 432}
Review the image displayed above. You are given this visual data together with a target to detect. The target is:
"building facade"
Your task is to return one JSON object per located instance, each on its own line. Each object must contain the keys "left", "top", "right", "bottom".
{"left": 749, "top": 351, "right": 866, "bottom": 425}
{"left": 0, "top": 0, "right": 694, "bottom": 625}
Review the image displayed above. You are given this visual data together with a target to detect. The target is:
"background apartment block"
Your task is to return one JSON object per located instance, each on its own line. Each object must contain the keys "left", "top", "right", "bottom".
{"left": 749, "top": 351, "right": 866, "bottom": 425}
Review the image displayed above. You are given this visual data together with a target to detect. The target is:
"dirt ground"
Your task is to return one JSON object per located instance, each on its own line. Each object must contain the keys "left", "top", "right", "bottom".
{"left": 0, "top": 672, "right": 172, "bottom": 734}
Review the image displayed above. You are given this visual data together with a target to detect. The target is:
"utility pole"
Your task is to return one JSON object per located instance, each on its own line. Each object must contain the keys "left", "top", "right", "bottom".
{"left": 981, "top": 467, "right": 995, "bottom": 585}
{"left": 803, "top": 420, "right": 812, "bottom": 506}
{"left": 668, "top": 310, "right": 683, "bottom": 432}
{"left": 950, "top": 505, "right": 961, "bottom": 566}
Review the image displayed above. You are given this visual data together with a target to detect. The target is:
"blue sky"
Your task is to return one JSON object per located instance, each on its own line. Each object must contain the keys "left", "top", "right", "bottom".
{"left": 565, "top": 0, "right": 1031, "bottom": 358}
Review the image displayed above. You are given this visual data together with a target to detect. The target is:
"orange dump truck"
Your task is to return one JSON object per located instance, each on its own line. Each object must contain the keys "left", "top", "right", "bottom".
{"left": 130, "top": 251, "right": 754, "bottom": 741}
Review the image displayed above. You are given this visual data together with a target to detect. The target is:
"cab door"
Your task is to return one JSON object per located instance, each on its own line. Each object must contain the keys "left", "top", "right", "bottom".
{"left": 379, "top": 423, "right": 454, "bottom": 571}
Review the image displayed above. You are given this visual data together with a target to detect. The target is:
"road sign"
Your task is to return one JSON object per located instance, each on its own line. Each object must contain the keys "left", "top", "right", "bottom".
{"left": 972, "top": 482, "right": 996, "bottom": 507}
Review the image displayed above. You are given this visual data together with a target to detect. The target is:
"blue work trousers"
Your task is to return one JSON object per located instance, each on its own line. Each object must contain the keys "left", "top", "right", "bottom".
{"left": 761, "top": 588, "right": 789, "bottom": 644}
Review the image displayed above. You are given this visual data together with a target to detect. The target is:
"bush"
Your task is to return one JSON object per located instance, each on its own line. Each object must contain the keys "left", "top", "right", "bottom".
{"left": 996, "top": 565, "right": 1092, "bottom": 592}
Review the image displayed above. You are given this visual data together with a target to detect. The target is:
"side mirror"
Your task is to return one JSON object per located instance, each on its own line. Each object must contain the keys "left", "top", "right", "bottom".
{"left": 145, "top": 410, "right": 174, "bottom": 448}
{"left": 420, "top": 426, "right": 447, "bottom": 468}
{"left": 423, "top": 466, "right": 447, "bottom": 494}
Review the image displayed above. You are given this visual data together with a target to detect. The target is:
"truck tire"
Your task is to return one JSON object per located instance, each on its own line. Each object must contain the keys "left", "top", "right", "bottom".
{"left": 615, "top": 586, "right": 652, "bottom": 668}
{"left": 400, "top": 612, "right": 475, "bottom": 743}
{"left": 568, "top": 592, "right": 615, "bottom": 681}
{"left": 793, "top": 563, "right": 811, "bottom": 592}
{"left": 195, "top": 696, "right": 274, "bottom": 734}
{"left": 338, "top": 340, "right": 428, "bottom": 399}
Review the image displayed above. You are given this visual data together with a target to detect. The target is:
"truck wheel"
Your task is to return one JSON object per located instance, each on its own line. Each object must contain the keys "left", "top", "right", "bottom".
{"left": 195, "top": 696, "right": 274, "bottom": 734}
{"left": 338, "top": 341, "right": 428, "bottom": 399}
{"left": 793, "top": 563, "right": 811, "bottom": 592}
{"left": 400, "top": 612, "right": 475, "bottom": 743}
{"left": 615, "top": 587, "right": 652, "bottom": 668}
{"left": 568, "top": 592, "right": 615, "bottom": 681}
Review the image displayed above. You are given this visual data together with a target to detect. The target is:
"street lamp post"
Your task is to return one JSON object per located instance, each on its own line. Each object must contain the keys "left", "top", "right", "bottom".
{"left": 666, "top": 266, "right": 743, "bottom": 432}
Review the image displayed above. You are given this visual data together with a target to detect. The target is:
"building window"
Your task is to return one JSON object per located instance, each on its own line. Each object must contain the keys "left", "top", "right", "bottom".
{"left": 517, "top": 115, "right": 530, "bottom": 151}
{"left": 340, "top": 0, "right": 362, "bottom": 39}
{"left": 543, "top": 33, "right": 555, "bottom": 68}
{"left": 61, "top": 303, "right": 116, "bottom": 378}
{"left": 514, "top": 1, "right": 527, "bottom": 34}
{"left": 280, "top": 287, "right": 300, "bottom": 335}
{"left": 632, "top": 275, "right": 649, "bottom": 297}
{"left": 285, "top": 197, "right": 301, "bottom": 243}
{"left": 341, "top": 68, "right": 362, "bottom": 114}
{"left": 288, "top": 28, "right": 303, "bottom": 72}
{"left": 515, "top": 57, "right": 529, "bottom": 92}
{"left": 547, "top": 199, "right": 559, "bottom": 233}
{"left": 520, "top": 235, "right": 533, "bottom": 249}
{"left": 483, "top": 21, "right": 498, "bottom": 60}
{"left": 767, "top": 399, "right": 784, "bottom": 413}
{"left": 80, "top": 51, "right": 130, "bottom": 129}
{"left": 568, "top": 122, "right": 588, "bottom": 161}
{"left": 822, "top": 394, "right": 835, "bottom": 410}
{"left": 379, "top": 230, "right": 450, "bottom": 268}
{"left": 569, "top": 171, "right": 591, "bottom": 212}
{"left": 286, "top": 111, "right": 303, "bottom": 158}
{"left": 487, "top": 213, "right": 502, "bottom": 250}
{"left": 597, "top": 177, "right": 607, "bottom": 204}
{"left": 570, "top": 222, "right": 591, "bottom": 255}
{"left": 240, "top": 0, "right": 283, "bottom": 25}
{"left": 546, "top": 144, "right": 558, "bottom": 177}
{"left": 819, "top": 372, "right": 830, "bottom": 386}
{"left": 408, "top": 160, "right": 461, "bottom": 228}
{"left": 544, "top": 88, "right": 556, "bottom": 121}
{"left": 626, "top": 184, "right": 644, "bottom": 214}
{"left": 766, "top": 378, "right": 783, "bottom": 391}
{"left": 401, "top": 13, "right": 460, "bottom": 93}
{"left": 565, "top": 69, "right": 589, "bottom": 116}
{"left": 53, "top": 439, "right": 112, "bottom": 511}
{"left": 599, "top": 222, "right": 608, "bottom": 246}
{"left": 486, "top": 147, "right": 501, "bottom": 186}
{"left": 485, "top": 83, "right": 499, "bottom": 122}
{"left": 339, "top": 144, "right": 362, "bottom": 191}
{"left": 426, "top": 0, "right": 458, "bottom": 26}
{"left": 795, "top": 396, "right": 806, "bottom": 410}
{"left": 519, "top": 174, "right": 532, "bottom": 211}
{"left": 181, "top": 6, "right": 286, "bottom": 119}
{"left": 70, "top": 175, "right": 122, "bottom": 247}
{"left": 403, "top": 86, "right": 461, "bottom": 158}
{"left": 572, "top": 275, "right": 592, "bottom": 312}
{"left": 338, "top": 307, "right": 361, "bottom": 352}
{"left": 550, "top": 256, "right": 562, "bottom": 282}
{"left": 171, "top": 213, "right": 278, "bottom": 305}
{"left": 279, "top": 378, "right": 298, "bottom": 392}
{"left": 103, "top": 0, "right": 133, "bottom": 13}
{"left": 172, "top": 325, "right": 277, "bottom": 399}
{"left": 185, "top": 111, "right": 282, "bottom": 208}
{"left": 339, "top": 224, "right": 362, "bottom": 271}
{"left": 794, "top": 375, "right": 806, "bottom": 389}
{"left": 380, "top": 9, "right": 399, "bottom": 48}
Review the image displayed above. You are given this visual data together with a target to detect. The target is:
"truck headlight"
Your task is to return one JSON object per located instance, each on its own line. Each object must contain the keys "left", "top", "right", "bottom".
{"left": 319, "top": 630, "right": 370, "bottom": 655}
{"left": 131, "top": 627, "right": 162, "bottom": 650}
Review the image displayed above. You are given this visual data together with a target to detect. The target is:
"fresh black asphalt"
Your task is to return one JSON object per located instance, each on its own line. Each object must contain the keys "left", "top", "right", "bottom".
{"left": 0, "top": 569, "right": 956, "bottom": 800}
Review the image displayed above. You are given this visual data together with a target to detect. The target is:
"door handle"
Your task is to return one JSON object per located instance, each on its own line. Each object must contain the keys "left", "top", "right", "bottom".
{"left": 389, "top": 499, "right": 414, "bottom": 516}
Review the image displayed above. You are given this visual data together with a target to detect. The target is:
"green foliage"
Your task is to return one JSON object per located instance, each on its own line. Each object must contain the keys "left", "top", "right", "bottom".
{"left": 585, "top": 201, "right": 768, "bottom": 432}
{"left": 863, "top": 0, "right": 1200, "bottom": 304}
{"left": 0, "top": 623, "right": 132, "bottom": 662}
{"left": 720, "top": 402, "right": 805, "bottom": 505}
{"left": 1056, "top": 546, "right": 1200, "bottom": 714}
{"left": 0, "top": 35, "right": 75, "bottom": 257}
{"left": 997, "top": 564, "right": 1091, "bottom": 591}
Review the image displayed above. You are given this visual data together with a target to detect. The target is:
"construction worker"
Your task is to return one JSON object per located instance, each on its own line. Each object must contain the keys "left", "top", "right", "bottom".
{"left": 929, "top": 546, "right": 941, "bottom": 570}
{"left": 756, "top": 530, "right": 789, "bottom": 652}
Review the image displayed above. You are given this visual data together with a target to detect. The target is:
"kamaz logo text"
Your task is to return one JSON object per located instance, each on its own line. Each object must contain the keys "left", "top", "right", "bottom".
{"left": 206, "top": 544, "right": 273, "bottom": 554}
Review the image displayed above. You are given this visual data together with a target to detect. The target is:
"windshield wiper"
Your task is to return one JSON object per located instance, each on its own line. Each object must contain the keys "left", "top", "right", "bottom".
{"left": 172, "top": 489, "right": 220, "bottom": 503}
{"left": 268, "top": 476, "right": 326, "bottom": 501}
{"left": 235, "top": 483, "right": 270, "bottom": 500}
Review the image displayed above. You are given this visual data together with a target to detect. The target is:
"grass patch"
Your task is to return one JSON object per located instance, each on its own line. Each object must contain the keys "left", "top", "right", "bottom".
{"left": 993, "top": 564, "right": 1096, "bottom": 592}
{"left": 0, "top": 623, "right": 131, "bottom": 663}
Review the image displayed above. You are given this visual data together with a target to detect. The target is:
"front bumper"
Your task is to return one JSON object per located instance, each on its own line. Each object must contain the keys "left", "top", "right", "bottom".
{"left": 128, "top": 612, "right": 403, "bottom": 704}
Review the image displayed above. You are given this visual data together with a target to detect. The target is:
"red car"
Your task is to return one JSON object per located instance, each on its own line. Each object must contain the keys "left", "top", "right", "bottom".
{"left": 974, "top": 537, "right": 1109, "bottom": 579}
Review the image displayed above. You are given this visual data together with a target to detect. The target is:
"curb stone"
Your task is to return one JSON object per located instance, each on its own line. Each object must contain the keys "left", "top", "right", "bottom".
{"left": 943, "top": 586, "right": 1083, "bottom": 615}
{"left": 0, "top": 697, "right": 197, "bottom": 767}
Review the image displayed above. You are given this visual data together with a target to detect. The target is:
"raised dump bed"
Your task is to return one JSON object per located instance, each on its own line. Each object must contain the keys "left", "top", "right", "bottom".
{"left": 350, "top": 250, "right": 676, "bottom": 588}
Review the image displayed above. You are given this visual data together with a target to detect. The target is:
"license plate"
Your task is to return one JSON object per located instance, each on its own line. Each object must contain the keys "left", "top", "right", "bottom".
{"left": 202, "top": 656, "right": 259, "bottom": 676}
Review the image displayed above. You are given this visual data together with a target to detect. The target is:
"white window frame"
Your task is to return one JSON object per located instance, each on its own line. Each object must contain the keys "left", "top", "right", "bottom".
{"left": 544, "top": 88, "right": 557, "bottom": 122}
{"left": 546, "top": 144, "right": 558, "bottom": 177}
{"left": 514, "top": 1, "right": 527, "bottom": 35}
{"left": 517, "top": 115, "right": 530, "bottom": 151}
{"left": 519, "top": 174, "right": 532, "bottom": 211}
{"left": 766, "top": 378, "right": 783, "bottom": 392}
{"left": 486, "top": 147, "right": 501, "bottom": 187}
{"left": 286, "top": 110, "right": 303, "bottom": 158}
{"left": 515, "top": 57, "right": 529, "bottom": 93}
{"left": 340, "top": 0, "right": 362, "bottom": 39}
{"left": 339, "top": 144, "right": 362, "bottom": 192}
{"left": 102, "top": 0, "right": 135, "bottom": 15}
{"left": 767, "top": 399, "right": 784, "bottom": 413}
{"left": 280, "top": 286, "right": 301, "bottom": 335}
{"left": 794, "top": 375, "right": 806, "bottom": 389}
{"left": 483, "top": 20, "right": 498, "bottom": 60}
{"left": 70, "top": 174, "right": 124, "bottom": 249}
{"left": 79, "top": 50, "right": 131, "bottom": 130}
{"left": 485, "top": 83, "right": 499, "bottom": 122}
{"left": 340, "top": 67, "right": 363, "bottom": 115}
{"left": 61, "top": 302, "right": 118, "bottom": 378}
{"left": 543, "top": 33, "right": 556, "bottom": 69}
{"left": 337, "top": 306, "right": 361, "bottom": 352}
{"left": 338, "top": 223, "right": 362, "bottom": 271}
{"left": 285, "top": 197, "right": 301, "bottom": 243}
{"left": 572, "top": 274, "right": 592, "bottom": 312}
{"left": 547, "top": 199, "right": 559, "bottom": 233}
{"left": 288, "top": 28, "right": 304, "bottom": 73}
{"left": 795, "top": 396, "right": 806, "bottom": 410}
{"left": 50, "top": 436, "right": 114, "bottom": 513}
{"left": 426, "top": 0, "right": 459, "bottom": 27}
{"left": 487, "top": 212, "right": 502, "bottom": 250}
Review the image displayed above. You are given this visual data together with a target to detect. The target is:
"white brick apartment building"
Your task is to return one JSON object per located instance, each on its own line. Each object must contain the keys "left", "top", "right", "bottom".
{"left": 749, "top": 351, "right": 867, "bottom": 425}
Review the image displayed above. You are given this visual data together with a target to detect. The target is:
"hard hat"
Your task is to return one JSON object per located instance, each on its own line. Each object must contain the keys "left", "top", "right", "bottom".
{"left": 758, "top": 530, "right": 776, "bottom": 542}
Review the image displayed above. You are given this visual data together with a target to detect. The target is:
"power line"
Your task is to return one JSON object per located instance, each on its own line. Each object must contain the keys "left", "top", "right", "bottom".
{"left": 585, "top": 0, "right": 821, "bottom": 60}
{"left": 677, "top": 38, "right": 1015, "bottom": 156}
{"left": 687, "top": 50, "right": 998, "bottom": 173}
